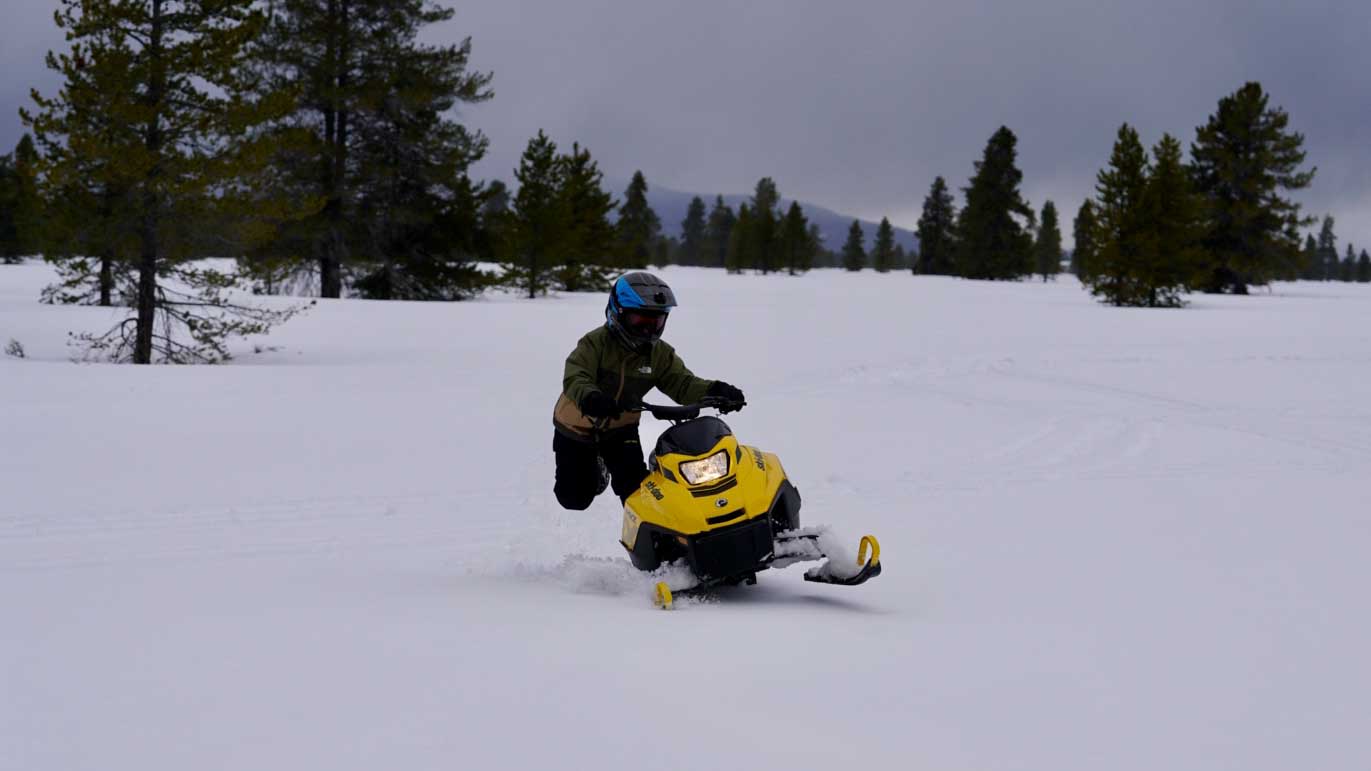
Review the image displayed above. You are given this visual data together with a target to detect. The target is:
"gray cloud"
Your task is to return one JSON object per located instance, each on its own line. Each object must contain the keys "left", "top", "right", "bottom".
{"left": 4, "top": 0, "right": 1369, "bottom": 248}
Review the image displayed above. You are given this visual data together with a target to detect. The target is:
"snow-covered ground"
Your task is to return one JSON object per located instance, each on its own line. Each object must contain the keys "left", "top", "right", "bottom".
{"left": 3, "top": 262, "right": 1370, "bottom": 771}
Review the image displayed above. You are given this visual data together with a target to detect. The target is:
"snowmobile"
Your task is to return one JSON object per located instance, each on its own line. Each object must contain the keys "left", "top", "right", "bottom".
{"left": 620, "top": 397, "right": 882, "bottom": 609}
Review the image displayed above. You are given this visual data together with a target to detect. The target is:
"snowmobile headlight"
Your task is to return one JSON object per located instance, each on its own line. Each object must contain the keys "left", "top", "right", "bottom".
{"left": 679, "top": 450, "right": 730, "bottom": 485}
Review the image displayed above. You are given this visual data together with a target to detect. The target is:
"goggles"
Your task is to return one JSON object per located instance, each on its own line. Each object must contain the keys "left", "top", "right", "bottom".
{"left": 623, "top": 309, "right": 667, "bottom": 335}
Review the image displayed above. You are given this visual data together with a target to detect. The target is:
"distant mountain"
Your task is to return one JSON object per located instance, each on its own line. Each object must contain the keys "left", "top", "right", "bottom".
{"left": 607, "top": 180, "right": 918, "bottom": 253}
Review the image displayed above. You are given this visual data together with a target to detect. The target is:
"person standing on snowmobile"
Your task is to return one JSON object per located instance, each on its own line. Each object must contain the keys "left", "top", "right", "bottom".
{"left": 553, "top": 271, "right": 746, "bottom": 509}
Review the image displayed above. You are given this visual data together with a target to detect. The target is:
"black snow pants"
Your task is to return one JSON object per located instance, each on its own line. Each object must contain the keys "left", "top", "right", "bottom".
{"left": 553, "top": 426, "right": 649, "bottom": 510}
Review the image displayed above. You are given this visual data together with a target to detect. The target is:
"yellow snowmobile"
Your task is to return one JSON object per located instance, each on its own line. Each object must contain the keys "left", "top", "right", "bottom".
{"left": 620, "top": 397, "right": 882, "bottom": 609}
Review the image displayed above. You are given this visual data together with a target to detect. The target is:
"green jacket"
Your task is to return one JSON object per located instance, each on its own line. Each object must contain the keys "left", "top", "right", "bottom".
{"left": 554, "top": 326, "right": 714, "bottom": 440}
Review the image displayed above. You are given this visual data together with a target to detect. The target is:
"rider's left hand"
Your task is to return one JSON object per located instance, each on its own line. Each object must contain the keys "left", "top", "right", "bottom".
{"left": 708, "top": 380, "right": 746, "bottom": 411}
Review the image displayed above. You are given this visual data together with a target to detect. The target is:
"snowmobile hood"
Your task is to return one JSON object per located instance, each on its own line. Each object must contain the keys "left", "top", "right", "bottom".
{"left": 624, "top": 427, "right": 788, "bottom": 543}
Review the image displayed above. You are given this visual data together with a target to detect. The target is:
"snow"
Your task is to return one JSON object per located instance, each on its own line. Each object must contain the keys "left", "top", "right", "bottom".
{"left": 4, "top": 261, "right": 1371, "bottom": 771}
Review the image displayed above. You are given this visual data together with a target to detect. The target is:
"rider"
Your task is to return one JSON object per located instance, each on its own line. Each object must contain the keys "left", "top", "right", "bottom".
{"left": 553, "top": 271, "right": 745, "bottom": 509}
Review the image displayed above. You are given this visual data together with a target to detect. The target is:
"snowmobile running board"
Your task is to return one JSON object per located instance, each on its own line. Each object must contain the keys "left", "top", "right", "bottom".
{"left": 652, "top": 534, "right": 881, "bottom": 609}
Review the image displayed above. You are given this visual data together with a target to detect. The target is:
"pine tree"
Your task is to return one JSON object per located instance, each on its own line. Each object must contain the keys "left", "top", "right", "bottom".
{"left": 778, "top": 201, "right": 811, "bottom": 275}
{"left": 915, "top": 176, "right": 956, "bottom": 275}
{"left": 702, "top": 195, "right": 735, "bottom": 269}
{"left": 249, "top": 0, "right": 492, "bottom": 298}
{"left": 475, "top": 179, "right": 509, "bottom": 265}
{"left": 1342, "top": 244, "right": 1357, "bottom": 282}
{"left": 679, "top": 196, "right": 707, "bottom": 266}
{"left": 1316, "top": 216, "right": 1338, "bottom": 281}
{"left": 872, "top": 217, "right": 896, "bottom": 272}
{"left": 653, "top": 236, "right": 674, "bottom": 268}
{"left": 24, "top": 0, "right": 311, "bottom": 363}
{"left": 1071, "top": 200, "right": 1099, "bottom": 280}
{"left": 1358, "top": 249, "right": 1371, "bottom": 283}
{"left": 807, "top": 224, "right": 829, "bottom": 268}
{"left": 749, "top": 177, "right": 780, "bottom": 273}
{"left": 347, "top": 38, "right": 494, "bottom": 301}
{"left": 726, "top": 203, "right": 752, "bottom": 273}
{"left": 617, "top": 171, "right": 660, "bottom": 269}
{"left": 841, "top": 219, "right": 866, "bottom": 271}
{"left": 954, "top": 127, "right": 1034, "bottom": 279}
{"left": 1299, "top": 233, "right": 1320, "bottom": 280}
{"left": 1140, "top": 134, "right": 1204, "bottom": 304}
{"left": 1033, "top": 201, "right": 1063, "bottom": 280}
{"left": 10, "top": 135, "right": 40, "bottom": 258}
{"left": 893, "top": 244, "right": 908, "bottom": 271}
{"left": 3, "top": 134, "right": 61, "bottom": 267}
{"left": 0, "top": 151, "right": 19, "bottom": 264}
{"left": 550, "top": 142, "right": 615, "bottom": 292}
{"left": 1191, "top": 82, "right": 1315, "bottom": 293}
{"left": 1084, "top": 124, "right": 1156, "bottom": 306}
{"left": 504, "top": 131, "right": 564, "bottom": 298}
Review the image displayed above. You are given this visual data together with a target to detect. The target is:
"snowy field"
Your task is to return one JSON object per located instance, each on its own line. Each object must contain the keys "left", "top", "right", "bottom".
{"left": 3, "top": 261, "right": 1370, "bottom": 771}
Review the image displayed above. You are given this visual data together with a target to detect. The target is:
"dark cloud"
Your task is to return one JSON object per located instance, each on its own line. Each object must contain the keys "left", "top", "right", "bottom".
{"left": 4, "top": 0, "right": 1369, "bottom": 247}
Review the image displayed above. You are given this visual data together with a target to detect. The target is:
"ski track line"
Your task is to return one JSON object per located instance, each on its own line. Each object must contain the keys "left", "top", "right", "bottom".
{"left": 0, "top": 490, "right": 538, "bottom": 572}
{"left": 990, "top": 364, "right": 1371, "bottom": 460}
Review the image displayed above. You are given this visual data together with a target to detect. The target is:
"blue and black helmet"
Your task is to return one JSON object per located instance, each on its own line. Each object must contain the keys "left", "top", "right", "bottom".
{"left": 606, "top": 272, "right": 677, "bottom": 353}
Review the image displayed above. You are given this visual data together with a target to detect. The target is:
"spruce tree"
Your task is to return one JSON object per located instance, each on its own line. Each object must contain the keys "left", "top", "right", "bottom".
{"left": 550, "top": 142, "right": 615, "bottom": 292}
{"left": 915, "top": 176, "right": 956, "bottom": 274}
{"left": 726, "top": 204, "right": 752, "bottom": 273}
{"left": 749, "top": 177, "right": 780, "bottom": 273}
{"left": 778, "top": 201, "right": 811, "bottom": 275}
{"left": 1033, "top": 201, "right": 1063, "bottom": 280}
{"left": 1084, "top": 124, "right": 1157, "bottom": 306}
{"left": 1358, "top": 249, "right": 1371, "bottom": 283}
{"left": 11, "top": 135, "right": 40, "bottom": 258}
{"left": 841, "top": 220, "right": 866, "bottom": 271}
{"left": 1140, "top": 133, "right": 1204, "bottom": 304}
{"left": 504, "top": 131, "right": 564, "bottom": 298}
{"left": 872, "top": 217, "right": 896, "bottom": 273}
{"left": 1342, "top": 244, "right": 1357, "bottom": 282}
{"left": 1299, "top": 233, "right": 1320, "bottom": 280}
{"left": 24, "top": 0, "right": 310, "bottom": 363}
{"left": 0, "top": 152, "right": 19, "bottom": 264}
{"left": 1072, "top": 200, "right": 1099, "bottom": 280}
{"left": 1191, "top": 82, "right": 1315, "bottom": 293}
{"left": 617, "top": 171, "right": 660, "bottom": 269}
{"left": 476, "top": 180, "right": 510, "bottom": 264}
{"left": 702, "top": 195, "right": 735, "bottom": 269}
{"left": 954, "top": 127, "right": 1034, "bottom": 279}
{"left": 27, "top": 110, "right": 137, "bottom": 304}
{"left": 253, "top": 0, "right": 491, "bottom": 299}
{"left": 806, "top": 224, "right": 829, "bottom": 268}
{"left": 679, "top": 196, "right": 707, "bottom": 266}
{"left": 653, "top": 236, "right": 674, "bottom": 268}
{"left": 1316, "top": 216, "right": 1338, "bottom": 281}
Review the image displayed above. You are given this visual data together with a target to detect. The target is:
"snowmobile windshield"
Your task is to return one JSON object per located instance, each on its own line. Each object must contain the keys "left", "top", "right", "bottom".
{"left": 654, "top": 416, "right": 733, "bottom": 459}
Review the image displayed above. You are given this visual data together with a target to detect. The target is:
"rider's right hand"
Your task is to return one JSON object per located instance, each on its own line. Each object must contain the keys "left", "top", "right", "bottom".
{"left": 580, "top": 391, "right": 622, "bottom": 420}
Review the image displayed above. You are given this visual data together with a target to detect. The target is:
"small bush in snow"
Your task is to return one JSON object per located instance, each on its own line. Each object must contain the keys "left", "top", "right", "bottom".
{"left": 5, "top": 339, "right": 25, "bottom": 358}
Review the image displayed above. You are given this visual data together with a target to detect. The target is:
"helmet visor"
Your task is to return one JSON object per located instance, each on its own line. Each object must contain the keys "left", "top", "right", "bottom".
{"left": 623, "top": 309, "right": 667, "bottom": 337}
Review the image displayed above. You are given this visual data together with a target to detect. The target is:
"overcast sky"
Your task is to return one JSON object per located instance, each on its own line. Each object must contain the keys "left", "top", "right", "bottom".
{"left": 3, "top": 0, "right": 1368, "bottom": 248}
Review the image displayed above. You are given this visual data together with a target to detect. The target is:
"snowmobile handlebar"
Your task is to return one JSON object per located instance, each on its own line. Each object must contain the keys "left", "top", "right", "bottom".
{"left": 630, "top": 396, "right": 745, "bottom": 421}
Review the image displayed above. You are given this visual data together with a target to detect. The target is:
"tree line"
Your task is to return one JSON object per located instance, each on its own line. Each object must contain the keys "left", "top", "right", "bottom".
{"left": 0, "top": 0, "right": 1351, "bottom": 364}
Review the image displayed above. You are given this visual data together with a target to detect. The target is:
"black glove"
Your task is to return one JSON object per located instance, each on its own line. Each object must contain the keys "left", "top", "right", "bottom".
{"left": 579, "top": 391, "right": 621, "bottom": 420}
{"left": 707, "top": 381, "right": 746, "bottom": 412}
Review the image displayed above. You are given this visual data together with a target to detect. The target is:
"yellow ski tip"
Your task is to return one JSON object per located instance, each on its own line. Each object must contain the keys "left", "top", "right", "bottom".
{"left": 858, "top": 535, "right": 881, "bottom": 567}
{"left": 654, "top": 581, "right": 674, "bottom": 610}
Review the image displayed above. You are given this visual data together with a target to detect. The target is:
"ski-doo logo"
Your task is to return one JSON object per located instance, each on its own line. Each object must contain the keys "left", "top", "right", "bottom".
{"left": 714, "top": 498, "right": 729, "bottom": 508}
{"left": 644, "top": 481, "right": 665, "bottom": 501}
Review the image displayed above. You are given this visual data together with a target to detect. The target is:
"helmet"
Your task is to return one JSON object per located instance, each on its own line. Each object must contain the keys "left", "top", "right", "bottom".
{"left": 606, "top": 272, "right": 677, "bottom": 353}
